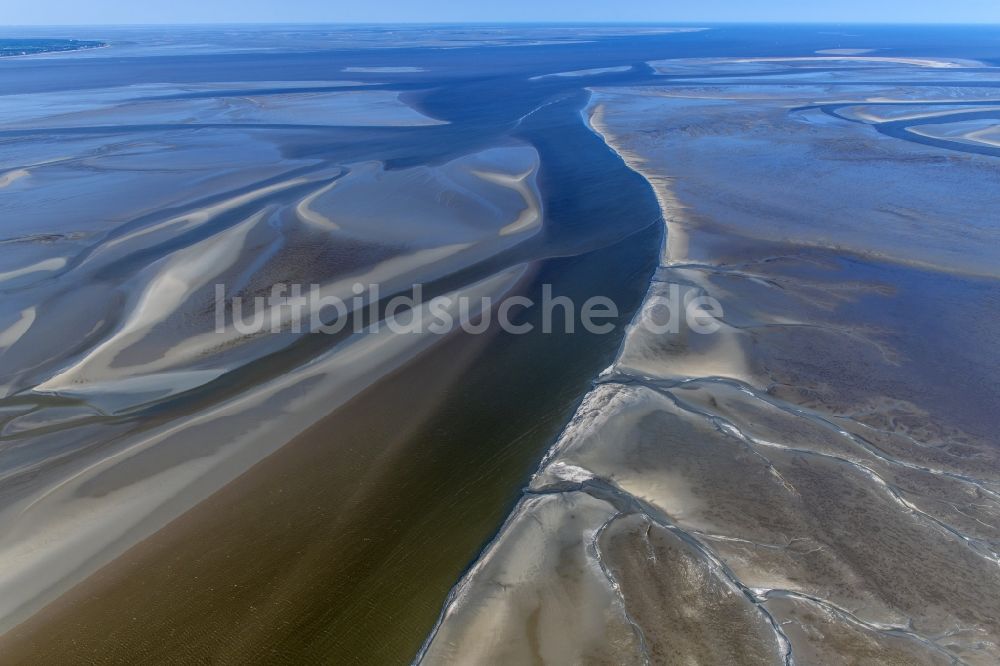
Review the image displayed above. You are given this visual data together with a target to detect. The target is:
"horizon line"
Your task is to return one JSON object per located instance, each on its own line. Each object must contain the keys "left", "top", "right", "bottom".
{"left": 4, "top": 20, "right": 1000, "bottom": 28}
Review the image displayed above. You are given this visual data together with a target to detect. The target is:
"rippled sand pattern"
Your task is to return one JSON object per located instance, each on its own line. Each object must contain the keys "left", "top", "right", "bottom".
{"left": 0, "top": 78, "right": 545, "bottom": 635}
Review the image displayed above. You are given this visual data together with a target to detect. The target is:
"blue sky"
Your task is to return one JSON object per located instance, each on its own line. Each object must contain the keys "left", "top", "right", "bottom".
{"left": 3, "top": 0, "right": 999, "bottom": 25}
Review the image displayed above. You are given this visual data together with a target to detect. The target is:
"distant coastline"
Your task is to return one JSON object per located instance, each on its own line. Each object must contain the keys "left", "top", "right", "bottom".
{"left": 0, "top": 38, "right": 106, "bottom": 57}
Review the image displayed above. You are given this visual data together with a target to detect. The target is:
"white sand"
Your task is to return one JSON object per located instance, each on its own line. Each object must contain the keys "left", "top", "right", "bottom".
{"left": 0, "top": 86, "right": 445, "bottom": 129}
{"left": 342, "top": 66, "right": 425, "bottom": 73}
{"left": 0, "top": 169, "right": 29, "bottom": 189}
{"left": 530, "top": 65, "right": 631, "bottom": 80}
{"left": 909, "top": 119, "right": 1000, "bottom": 148}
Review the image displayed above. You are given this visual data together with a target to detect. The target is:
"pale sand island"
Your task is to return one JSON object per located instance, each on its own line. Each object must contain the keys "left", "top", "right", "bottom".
{"left": 910, "top": 118, "right": 1000, "bottom": 148}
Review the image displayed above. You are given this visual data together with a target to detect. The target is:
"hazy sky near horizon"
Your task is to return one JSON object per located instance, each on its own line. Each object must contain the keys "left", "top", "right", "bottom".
{"left": 3, "top": 0, "right": 999, "bottom": 25}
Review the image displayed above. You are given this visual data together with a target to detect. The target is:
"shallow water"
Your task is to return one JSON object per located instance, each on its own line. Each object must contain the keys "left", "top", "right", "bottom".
{"left": 1, "top": 23, "right": 999, "bottom": 664}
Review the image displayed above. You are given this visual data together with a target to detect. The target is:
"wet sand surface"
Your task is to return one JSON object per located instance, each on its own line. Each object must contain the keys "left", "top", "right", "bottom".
{"left": 3, "top": 25, "right": 1000, "bottom": 665}
{"left": 422, "top": 53, "right": 1000, "bottom": 665}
